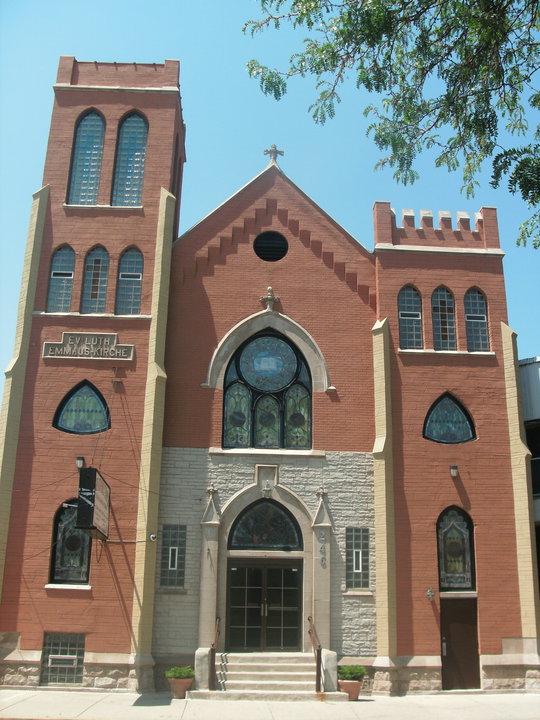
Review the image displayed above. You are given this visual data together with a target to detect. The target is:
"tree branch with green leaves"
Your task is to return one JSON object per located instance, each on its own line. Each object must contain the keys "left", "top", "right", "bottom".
{"left": 245, "top": 0, "right": 540, "bottom": 246}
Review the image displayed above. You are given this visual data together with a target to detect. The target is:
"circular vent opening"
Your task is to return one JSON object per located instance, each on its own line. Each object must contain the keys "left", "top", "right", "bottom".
{"left": 253, "top": 231, "right": 289, "bottom": 262}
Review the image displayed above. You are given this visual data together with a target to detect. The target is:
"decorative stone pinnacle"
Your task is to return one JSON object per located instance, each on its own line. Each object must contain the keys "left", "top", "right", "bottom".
{"left": 206, "top": 483, "right": 216, "bottom": 497}
{"left": 260, "top": 286, "right": 280, "bottom": 311}
{"left": 316, "top": 485, "right": 327, "bottom": 498}
{"left": 264, "top": 144, "right": 284, "bottom": 164}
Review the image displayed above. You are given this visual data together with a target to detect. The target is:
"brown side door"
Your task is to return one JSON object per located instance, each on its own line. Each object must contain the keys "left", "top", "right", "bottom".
{"left": 440, "top": 597, "right": 480, "bottom": 689}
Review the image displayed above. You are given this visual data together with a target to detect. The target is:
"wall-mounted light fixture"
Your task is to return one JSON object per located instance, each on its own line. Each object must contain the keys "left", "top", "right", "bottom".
{"left": 450, "top": 465, "right": 459, "bottom": 478}
{"left": 426, "top": 588, "right": 435, "bottom": 601}
{"left": 75, "top": 456, "right": 85, "bottom": 469}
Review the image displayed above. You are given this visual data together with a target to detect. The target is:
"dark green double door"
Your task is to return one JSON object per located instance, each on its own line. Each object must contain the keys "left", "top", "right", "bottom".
{"left": 227, "top": 560, "right": 302, "bottom": 651}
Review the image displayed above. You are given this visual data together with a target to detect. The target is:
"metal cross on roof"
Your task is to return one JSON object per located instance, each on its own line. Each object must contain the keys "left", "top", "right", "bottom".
{"left": 264, "top": 144, "right": 284, "bottom": 163}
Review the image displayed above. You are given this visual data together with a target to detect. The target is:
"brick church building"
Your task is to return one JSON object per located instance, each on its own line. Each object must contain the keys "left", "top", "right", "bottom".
{"left": 0, "top": 57, "right": 538, "bottom": 696}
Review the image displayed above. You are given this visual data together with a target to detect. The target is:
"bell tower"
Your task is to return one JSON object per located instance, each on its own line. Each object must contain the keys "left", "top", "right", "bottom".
{"left": 0, "top": 57, "right": 185, "bottom": 690}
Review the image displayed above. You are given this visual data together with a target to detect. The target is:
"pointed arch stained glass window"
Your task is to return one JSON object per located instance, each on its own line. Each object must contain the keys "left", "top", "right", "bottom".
{"left": 437, "top": 507, "right": 475, "bottom": 591}
{"left": 424, "top": 394, "right": 475, "bottom": 444}
{"left": 50, "top": 500, "right": 92, "bottom": 584}
{"left": 54, "top": 382, "right": 110, "bottom": 434}
{"left": 223, "top": 332, "right": 311, "bottom": 449}
{"left": 229, "top": 500, "right": 303, "bottom": 550}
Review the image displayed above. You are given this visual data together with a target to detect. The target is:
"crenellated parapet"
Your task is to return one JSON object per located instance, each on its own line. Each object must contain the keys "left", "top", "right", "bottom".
{"left": 373, "top": 201, "right": 500, "bottom": 251}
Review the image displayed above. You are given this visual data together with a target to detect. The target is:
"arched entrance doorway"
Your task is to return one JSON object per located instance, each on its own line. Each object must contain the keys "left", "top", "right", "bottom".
{"left": 226, "top": 499, "right": 303, "bottom": 651}
{"left": 198, "top": 468, "right": 332, "bottom": 653}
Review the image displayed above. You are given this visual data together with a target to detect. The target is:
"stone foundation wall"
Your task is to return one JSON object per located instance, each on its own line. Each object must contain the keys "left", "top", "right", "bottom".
{"left": 0, "top": 663, "right": 40, "bottom": 687}
{"left": 0, "top": 662, "right": 145, "bottom": 691}
{"left": 482, "top": 665, "right": 540, "bottom": 691}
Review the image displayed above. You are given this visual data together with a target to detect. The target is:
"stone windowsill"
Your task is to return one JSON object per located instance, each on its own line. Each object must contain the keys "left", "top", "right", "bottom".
{"left": 209, "top": 447, "right": 326, "bottom": 457}
{"left": 156, "top": 587, "right": 187, "bottom": 594}
{"left": 44, "top": 583, "right": 92, "bottom": 591}
{"left": 342, "top": 590, "right": 373, "bottom": 597}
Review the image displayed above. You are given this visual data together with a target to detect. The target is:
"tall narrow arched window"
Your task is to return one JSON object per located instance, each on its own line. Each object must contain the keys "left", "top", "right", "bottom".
{"left": 432, "top": 286, "right": 456, "bottom": 350}
{"left": 111, "top": 113, "right": 148, "bottom": 206}
{"left": 223, "top": 332, "right": 311, "bottom": 449}
{"left": 115, "top": 248, "right": 143, "bottom": 314}
{"left": 398, "top": 285, "right": 423, "bottom": 349}
{"left": 47, "top": 246, "right": 75, "bottom": 312}
{"left": 50, "top": 500, "right": 92, "bottom": 584}
{"left": 67, "top": 111, "right": 104, "bottom": 205}
{"left": 464, "top": 289, "right": 489, "bottom": 352}
{"left": 81, "top": 247, "right": 109, "bottom": 313}
{"left": 437, "top": 507, "right": 475, "bottom": 591}
{"left": 423, "top": 393, "right": 475, "bottom": 444}
{"left": 53, "top": 381, "right": 110, "bottom": 434}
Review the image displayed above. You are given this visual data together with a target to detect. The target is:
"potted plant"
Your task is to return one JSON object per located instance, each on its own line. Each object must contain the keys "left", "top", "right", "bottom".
{"left": 165, "top": 665, "right": 195, "bottom": 699}
{"left": 338, "top": 665, "right": 366, "bottom": 700}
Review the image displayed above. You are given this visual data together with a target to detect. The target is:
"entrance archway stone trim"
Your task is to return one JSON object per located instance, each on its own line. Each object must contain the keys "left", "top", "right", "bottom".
{"left": 202, "top": 309, "right": 331, "bottom": 391}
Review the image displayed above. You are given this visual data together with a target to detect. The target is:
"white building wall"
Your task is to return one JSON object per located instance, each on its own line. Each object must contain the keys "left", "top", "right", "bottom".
{"left": 153, "top": 448, "right": 376, "bottom": 658}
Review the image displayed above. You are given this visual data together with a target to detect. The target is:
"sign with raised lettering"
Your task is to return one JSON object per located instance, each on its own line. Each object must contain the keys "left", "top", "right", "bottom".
{"left": 76, "top": 467, "right": 110, "bottom": 541}
{"left": 43, "top": 333, "right": 134, "bottom": 361}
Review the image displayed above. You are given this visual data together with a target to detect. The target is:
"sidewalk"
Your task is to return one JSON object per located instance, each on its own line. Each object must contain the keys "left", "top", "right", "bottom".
{"left": 1, "top": 689, "right": 540, "bottom": 720}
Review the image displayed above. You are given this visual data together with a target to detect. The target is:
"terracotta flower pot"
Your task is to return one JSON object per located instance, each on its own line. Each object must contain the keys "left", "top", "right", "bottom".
{"left": 338, "top": 679, "right": 362, "bottom": 700}
{"left": 167, "top": 677, "right": 193, "bottom": 699}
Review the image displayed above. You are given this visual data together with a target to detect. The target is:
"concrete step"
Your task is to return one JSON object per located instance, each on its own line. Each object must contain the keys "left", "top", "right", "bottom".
{"left": 188, "top": 690, "right": 349, "bottom": 702}
{"left": 221, "top": 680, "right": 316, "bottom": 691}
{"left": 220, "top": 663, "right": 314, "bottom": 673}
{"left": 221, "top": 671, "right": 315, "bottom": 681}
{"left": 219, "top": 652, "right": 313, "bottom": 664}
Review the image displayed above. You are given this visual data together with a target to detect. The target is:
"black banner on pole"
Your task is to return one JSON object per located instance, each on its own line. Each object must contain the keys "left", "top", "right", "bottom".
{"left": 76, "top": 467, "right": 110, "bottom": 540}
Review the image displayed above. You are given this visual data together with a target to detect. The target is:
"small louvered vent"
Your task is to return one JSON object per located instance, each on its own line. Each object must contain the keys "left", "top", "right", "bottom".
{"left": 253, "top": 231, "right": 288, "bottom": 262}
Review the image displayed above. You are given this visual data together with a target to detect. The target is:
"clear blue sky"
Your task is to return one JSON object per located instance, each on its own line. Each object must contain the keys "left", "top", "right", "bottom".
{"left": 1, "top": 0, "right": 538, "bottom": 397}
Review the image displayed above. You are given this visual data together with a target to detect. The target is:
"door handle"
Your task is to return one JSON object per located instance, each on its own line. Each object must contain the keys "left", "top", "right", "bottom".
{"left": 261, "top": 602, "right": 268, "bottom": 617}
{"left": 442, "top": 637, "right": 447, "bottom": 657}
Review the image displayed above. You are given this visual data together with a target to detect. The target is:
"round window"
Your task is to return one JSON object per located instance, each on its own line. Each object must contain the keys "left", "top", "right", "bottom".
{"left": 239, "top": 336, "right": 298, "bottom": 391}
{"left": 253, "top": 231, "right": 288, "bottom": 262}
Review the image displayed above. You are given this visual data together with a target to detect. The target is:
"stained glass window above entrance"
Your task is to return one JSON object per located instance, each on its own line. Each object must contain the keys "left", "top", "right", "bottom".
{"left": 229, "top": 500, "right": 303, "bottom": 551}
{"left": 223, "top": 332, "right": 311, "bottom": 449}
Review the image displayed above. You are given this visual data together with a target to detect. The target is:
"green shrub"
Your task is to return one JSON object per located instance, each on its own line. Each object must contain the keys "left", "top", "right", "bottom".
{"left": 338, "top": 665, "right": 366, "bottom": 681}
{"left": 165, "top": 665, "right": 194, "bottom": 679}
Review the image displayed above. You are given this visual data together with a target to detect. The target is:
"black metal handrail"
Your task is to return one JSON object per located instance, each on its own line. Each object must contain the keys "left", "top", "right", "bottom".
{"left": 209, "top": 616, "right": 221, "bottom": 691}
{"left": 307, "top": 615, "right": 322, "bottom": 692}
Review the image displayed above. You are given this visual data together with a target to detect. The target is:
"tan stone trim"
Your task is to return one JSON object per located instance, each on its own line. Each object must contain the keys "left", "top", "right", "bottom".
{"left": 44, "top": 584, "right": 91, "bottom": 591}
{"left": 209, "top": 447, "right": 326, "bottom": 457}
{"left": 0, "top": 185, "right": 50, "bottom": 599}
{"left": 398, "top": 349, "right": 495, "bottom": 357}
{"left": 203, "top": 309, "right": 331, "bottom": 391}
{"left": 481, "top": 653, "right": 540, "bottom": 667}
{"left": 374, "top": 655, "right": 442, "bottom": 668}
{"left": 129, "top": 189, "right": 176, "bottom": 672}
{"left": 371, "top": 318, "right": 397, "bottom": 657}
{"left": 375, "top": 243, "right": 505, "bottom": 256}
{"left": 0, "top": 649, "right": 42, "bottom": 662}
{"left": 54, "top": 84, "right": 178, "bottom": 94}
{"left": 501, "top": 322, "right": 540, "bottom": 638}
